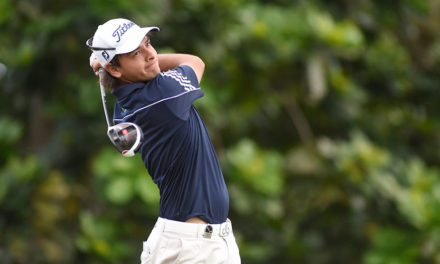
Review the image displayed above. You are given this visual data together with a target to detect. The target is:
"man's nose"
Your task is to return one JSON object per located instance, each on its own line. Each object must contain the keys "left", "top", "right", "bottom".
{"left": 142, "top": 47, "right": 154, "bottom": 61}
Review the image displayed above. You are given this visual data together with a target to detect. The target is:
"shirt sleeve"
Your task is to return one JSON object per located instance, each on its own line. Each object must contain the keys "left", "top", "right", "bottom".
{"left": 156, "top": 65, "right": 204, "bottom": 120}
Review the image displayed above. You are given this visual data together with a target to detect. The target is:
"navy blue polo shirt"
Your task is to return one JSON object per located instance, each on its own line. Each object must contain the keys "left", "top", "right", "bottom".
{"left": 111, "top": 65, "right": 229, "bottom": 224}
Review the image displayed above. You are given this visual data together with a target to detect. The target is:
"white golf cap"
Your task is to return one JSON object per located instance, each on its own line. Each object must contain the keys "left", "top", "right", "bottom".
{"left": 87, "top": 18, "right": 159, "bottom": 67}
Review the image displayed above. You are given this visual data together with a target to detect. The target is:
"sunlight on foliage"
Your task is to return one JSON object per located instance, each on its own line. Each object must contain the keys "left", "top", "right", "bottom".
{"left": 227, "top": 138, "right": 283, "bottom": 196}
{"left": 2, "top": 0, "right": 440, "bottom": 263}
{"left": 76, "top": 211, "right": 132, "bottom": 260}
{"left": 93, "top": 147, "right": 159, "bottom": 206}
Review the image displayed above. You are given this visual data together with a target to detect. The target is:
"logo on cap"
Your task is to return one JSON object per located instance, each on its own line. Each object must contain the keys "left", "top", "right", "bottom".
{"left": 112, "top": 22, "right": 135, "bottom": 43}
{"left": 102, "top": 51, "right": 110, "bottom": 61}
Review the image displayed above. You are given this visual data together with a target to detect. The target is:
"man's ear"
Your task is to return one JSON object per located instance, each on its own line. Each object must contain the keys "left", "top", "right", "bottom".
{"left": 105, "top": 64, "right": 122, "bottom": 78}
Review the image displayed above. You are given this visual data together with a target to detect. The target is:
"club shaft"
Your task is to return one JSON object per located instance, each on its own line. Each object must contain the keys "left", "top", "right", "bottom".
{"left": 98, "top": 68, "right": 112, "bottom": 127}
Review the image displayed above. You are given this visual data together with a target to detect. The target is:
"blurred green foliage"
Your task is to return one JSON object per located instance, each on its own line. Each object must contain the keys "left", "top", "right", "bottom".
{"left": 1, "top": 0, "right": 440, "bottom": 263}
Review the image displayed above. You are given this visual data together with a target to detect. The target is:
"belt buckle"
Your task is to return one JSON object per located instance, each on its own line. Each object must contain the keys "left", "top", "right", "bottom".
{"left": 203, "top": 225, "right": 213, "bottom": 239}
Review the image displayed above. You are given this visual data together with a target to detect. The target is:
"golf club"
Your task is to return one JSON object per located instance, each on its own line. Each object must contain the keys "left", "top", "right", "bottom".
{"left": 98, "top": 68, "right": 143, "bottom": 157}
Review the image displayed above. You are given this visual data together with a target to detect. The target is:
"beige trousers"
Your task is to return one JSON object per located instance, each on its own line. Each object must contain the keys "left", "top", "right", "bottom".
{"left": 140, "top": 217, "right": 241, "bottom": 264}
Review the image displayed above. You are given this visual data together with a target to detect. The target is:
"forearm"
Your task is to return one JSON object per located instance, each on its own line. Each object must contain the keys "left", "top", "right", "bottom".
{"left": 158, "top": 54, "right": 205, "bottom": 82}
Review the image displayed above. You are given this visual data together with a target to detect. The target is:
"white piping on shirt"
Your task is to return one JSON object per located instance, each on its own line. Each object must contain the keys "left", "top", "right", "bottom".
{"left": 113, "top": 88, "right": 200, "bottom": 122}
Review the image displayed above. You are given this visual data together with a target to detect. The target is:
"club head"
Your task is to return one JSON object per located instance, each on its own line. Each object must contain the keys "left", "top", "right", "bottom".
{"left": 107, "top": 122, "right": 143, "bottom": 157}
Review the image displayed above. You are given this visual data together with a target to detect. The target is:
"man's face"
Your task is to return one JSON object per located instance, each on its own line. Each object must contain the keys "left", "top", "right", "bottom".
{"left": 116, "top": 36, "right": 161, "bottom": 83}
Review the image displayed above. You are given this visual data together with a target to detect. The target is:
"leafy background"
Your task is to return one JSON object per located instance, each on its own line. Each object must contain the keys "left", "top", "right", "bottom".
{"left": 1, "top": 0, "right": 440, "bottom": 263}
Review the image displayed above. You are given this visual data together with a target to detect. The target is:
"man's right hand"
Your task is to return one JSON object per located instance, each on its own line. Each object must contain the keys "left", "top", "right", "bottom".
{"left": 89, "top": 53, "right": 102, "bottom": 76}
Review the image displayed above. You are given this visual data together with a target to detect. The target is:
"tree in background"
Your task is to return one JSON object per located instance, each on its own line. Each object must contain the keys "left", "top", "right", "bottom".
{"left": 1, "top": 0, "right": 440, "bottom": 263}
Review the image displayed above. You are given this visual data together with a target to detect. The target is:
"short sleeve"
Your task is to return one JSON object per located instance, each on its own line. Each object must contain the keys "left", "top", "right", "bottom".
{"left": 156, "top": 65, "right": 204, "bottom": 120}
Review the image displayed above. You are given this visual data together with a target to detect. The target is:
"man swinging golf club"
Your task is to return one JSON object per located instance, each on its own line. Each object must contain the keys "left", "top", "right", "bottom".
{"left": 86, "top": 18, "right": 241, "bottom": 263}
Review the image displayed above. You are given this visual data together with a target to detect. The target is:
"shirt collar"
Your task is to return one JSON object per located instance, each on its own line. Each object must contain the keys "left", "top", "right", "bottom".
{"left": 111, "top": 82, "right": 145, "bottom": 99}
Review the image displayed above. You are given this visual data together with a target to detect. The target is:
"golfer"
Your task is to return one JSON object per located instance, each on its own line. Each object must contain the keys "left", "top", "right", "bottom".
{"left": 86, "top": 18, "right": 241, "bottom": 264}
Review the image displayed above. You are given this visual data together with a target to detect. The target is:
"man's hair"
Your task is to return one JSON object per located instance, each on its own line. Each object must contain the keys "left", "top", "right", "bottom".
{"left": 102, "top": 55, "right": 121, "bottom": 91}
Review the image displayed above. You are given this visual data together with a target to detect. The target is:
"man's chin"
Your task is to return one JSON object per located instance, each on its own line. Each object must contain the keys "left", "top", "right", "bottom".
{"left": 142, "top": 71, "right": 160, "bottom": 81}
{"left": 151, "top": 67, "right": 161, "bottom": 76}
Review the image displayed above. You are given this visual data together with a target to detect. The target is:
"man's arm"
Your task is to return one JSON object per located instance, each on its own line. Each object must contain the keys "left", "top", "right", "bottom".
{"left": 158, "top": 54, "right": 205, "bottom": 83}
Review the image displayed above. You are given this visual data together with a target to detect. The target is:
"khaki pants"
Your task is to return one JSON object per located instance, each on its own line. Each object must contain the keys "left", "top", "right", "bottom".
{"left": 140, "top": 217, "right": 241, "bottom": 264}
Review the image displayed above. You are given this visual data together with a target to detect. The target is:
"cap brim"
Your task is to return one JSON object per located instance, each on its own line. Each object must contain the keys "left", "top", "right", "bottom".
{"left": 116, "top": 26, "right": 159, "bottom": 55}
